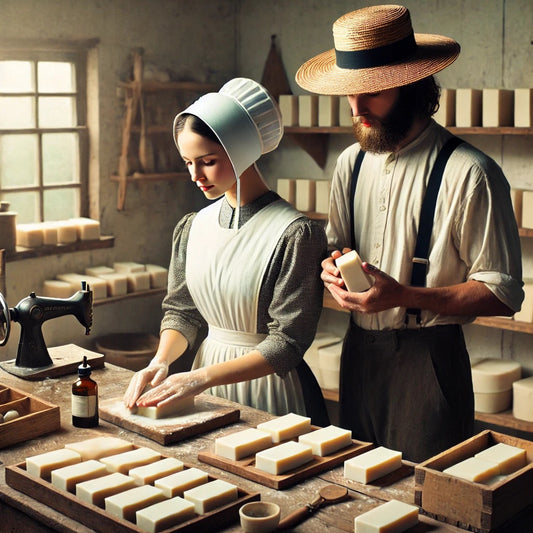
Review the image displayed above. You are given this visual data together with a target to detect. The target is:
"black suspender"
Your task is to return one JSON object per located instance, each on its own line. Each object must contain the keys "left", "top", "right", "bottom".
{"left": 349, "top": 136, "right": 464, "bottom": 327}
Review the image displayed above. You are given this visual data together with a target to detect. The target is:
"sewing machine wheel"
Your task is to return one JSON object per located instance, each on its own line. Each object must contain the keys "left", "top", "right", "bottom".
{"left": 0, "top": 292, "right": 10, "bottom": 346}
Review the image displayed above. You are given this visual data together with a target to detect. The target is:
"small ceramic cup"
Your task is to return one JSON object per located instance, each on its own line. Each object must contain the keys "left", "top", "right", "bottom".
{"left": 239, "top": 501, "right": 281, "bottom": 533}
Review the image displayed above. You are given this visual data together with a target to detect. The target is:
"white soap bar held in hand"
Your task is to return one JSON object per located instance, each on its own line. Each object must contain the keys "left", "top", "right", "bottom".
{"left": 335, "top": 250, "right": 373, "bottom": 292}
{"left": 129, "top": 393, "right": 195, "bottom": 419}
{"left": 354, "top": 499, "right": 418, "bottom": 533}
{"left": 344, "top": 446, "right": 402, "bottom": 484}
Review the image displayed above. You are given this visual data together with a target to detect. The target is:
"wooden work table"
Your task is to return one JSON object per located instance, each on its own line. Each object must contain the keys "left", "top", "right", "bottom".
{"left": 1, "top": 360, "right": 531, "bottom": 532}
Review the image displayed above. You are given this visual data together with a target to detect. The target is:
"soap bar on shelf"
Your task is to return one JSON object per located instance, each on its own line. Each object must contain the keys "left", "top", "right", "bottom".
{"left": 98, "top": 272, "right": 128, "bottom": 297}
{"left": 354, "top": 499, "right": 418, "bottom": 533}
{"left": 443, "top": 456, "right": 500, "bottom": 483}
{"left": 113, "top": 261, "right": 146, "bottom": 273}
{"left": 129, "top": 394, "right": 194, "bottom": 419}
{"left": 277, "top": 178, "right": 296, "bottom": 206}
{"left": 154, "top": 467, "right": 209, "bottom": 498}
{"left": 513, "top": 376, "right": 533, "bottom": 422}
{"left": 16, "top": 223, "right": 43, "bottom": 248}
{"left": 42, "top": 279, "right": 76, "bottom": 298}
{"left": 214, "top": 427, "right": 273, "bottom": 460}
{"left": 482, "top": 89, "right": 514, "bottom": 127}
{"left": 51, "top": 459, "right": 108, "bottom": 493}
{"left": 471, "top": 358, "right": 521, "bottom": 392}
{"left": 339, "top": 95, "right": 352, "bottom": 127}
{"left": 298, "top": 94, "right": 318, "bottom": 127}
{"left": 41, "top": 222, "right": 58, "bottom": 245}
{"left": 183, "top": 479, "right": 238, "bottom": 515}
{"left": 295, "top": 179, "right": 316, "bottom": 212}
{"left": 318, "top": 342, "right": 343, "bottom": 390}
{"left": 256, "top": 412, "right": 311, "bottom": 443}
{"left": 56, "top": 273, "right": 107, "bottom": 300}
{"left": 70, "top": 217, "right": 101, "bottom": 240}
{"left": 514, "top": 88, "right": 533, "bottom": 127}
{"left": 514, "top": 280, "right": 533, "bottom": 323}
{"left": 126, "top": 271, "right": 151, "bottom": 292}
{"left": 129, "top": 457, "right": 184, "bottom": 486}
{"left": 315, "top": 180, "right": 331, "bottom": 214}
{"left": 85, "top": 265, "right": 115, "bottom": 276}
{"left": 279, "top": 95, "right": 299, "bottom": 127}
{"left": 105, "top": 484, "right": 166, "bottom": 522}
{"left": 65, "top": 436, "right": 135, "bottom": 460}
{"left": 136, "top": 496, "right": 196, "bottom": 533}
{"left": 456, "top": 88, "right": 482, "bottom": 127}
{"left": 56, "top": 221, "right": 78, "bottom": 243}
{"left": 318, "top": 95, "right": 339, "bottom": 127}
{"left": 76, "top": 472, "right": 136, "bottom": 507}
{"left": 335, "top": 250, "right": 373, "bottom": 292}
{"left": 474, "top": 389, "right": 512, "bottom": 413}
{"left": 26, "top": 448, "right": 82, "bottom": 480}
{"left": 475, "top": 442, "right": 527, "bottom": 475}
{"left": 344, "top": 446, "right": 402, "bottom": 484}
{"left": 434, "top": 88, "right": 456, "bottom": 126}
{"left": 522, "top": 191, "right": 533, "bottom": 229}
{"left": 255, "top": 441, "right": 313, "bottom": 475}
{"left": 145, "top": 264, "right": 168, "bottom": 289}
{"left": 99, "top": 446, "right": 162, "bottom": 474}
{"left": 298, "top": 425, "right": 352, "bottom": 457}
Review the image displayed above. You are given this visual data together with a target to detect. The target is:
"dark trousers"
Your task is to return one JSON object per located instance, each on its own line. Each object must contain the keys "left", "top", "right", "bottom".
{"left": 339, "top": 321, "right": 474, "bottom": 463}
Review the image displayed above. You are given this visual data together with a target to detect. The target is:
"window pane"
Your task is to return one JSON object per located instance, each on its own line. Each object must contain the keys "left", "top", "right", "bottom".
{"left": 39, "top": 96, "right": 76, "bottom": 127}
{"left": 38, "top": 61, "right": 75, "bottom": 93}
{"left": 0, "top": 96, "right": 35, "bottom": 128}
{"left": 44, "top": 188, "right": 78, "bottom": 220}
{"left": 0, "top": 60, "right": 34, "bottom": 92}
{"left": 0, "top": 134, "right": 39, "bottom": 187}
{"left": 42, "top": 132, "right": 79, "bottom": 184}
{"left": 1, "top": 191, "right": 39, "bottom": 224}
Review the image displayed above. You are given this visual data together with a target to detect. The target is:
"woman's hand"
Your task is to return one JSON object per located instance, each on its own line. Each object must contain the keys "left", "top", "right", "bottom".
{"left": 123, "top": 361, "right": 169, "bottom": 409}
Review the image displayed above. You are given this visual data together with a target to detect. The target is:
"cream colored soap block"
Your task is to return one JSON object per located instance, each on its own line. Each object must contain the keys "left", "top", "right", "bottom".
{"left": 65, "top": 436, "right": 135, "bottom": 460}
{"left": 471, "top": 358, "right": 521, "bottom": 393}
{"left": 256, "top": 412, "right": 311, "bottom": 443}
{"left": 515, "top": 280, "right": 533, "bottom": 323}
{"left": 184, "top": 479, "right": 238, "bottom": 515}
{"left": 114, "top": 261, "right": 146, "bottom": 273}
{"left": 295, "top": 179, "right": 316, "bottom": 212}
{"left": 42, "top": 279, "right": 76, "bottom": 298}
{"left": 434, "top": 88, "right": 456, "bottom": 126}
{"left": 85, "top": 265, "right": 115, "bottom": 276}
{"left": 70, "top": 217, "right": 100, "bottom": 240}
{"left": 335, "top": 250, "right": 373, "bottom": 292}
{"left": 318, "top": 341, "right": 343, "bottom": 390}
{"left": 482, "top": 89, "right": 514, "bottom": 127}
{"left": 513, "top": 376, "right": 533, "bottom": 422}
{"left": 514, "top": 88, "right": 533, "bottom": 127}
{"left": 105, "top": 484, "right": 166, "bottom": 522}
{"left": 76, "top": 472, "right": 136, "bottom": 507}
{"left": 510, "top": 189, "right": 523, "bottom": 226}
{"left": 318, "top": 95, "right": 339, "bottom": 127}
{"left": 56, "top": 273, "right": 107, "bottom": 300}
{"left": 129, "top": 457, "right": 184, "bottom": 486}
{"left": 475, "top": 442, "right": 527, "bottom": 475}
{"left": 41, "top": 222, "right": 58, "bottom": 245}
{"left": 298, "top": 94, "right": 318, "bottom": 127}
{"left": 100, "top": 446, "right": 162, "bottom": 474}
{"left": 277, "top": 178, "right": 296, "bottom": 205}
{"left": 315, "top": 180, "right": 331, "bottom": 214}
{"left": 298, "top": 425, "right": 352, "bottom": 457}
{"left": 126, "top": 271, "right": 151, "bottom": 292}
{"left": 215, "top": 427, "right": 272, "bottom": 460}
{"left": 51, "top": 459, "right": 107, "bottom": 493}
{"left": 522, "top": 190, "right": 533, "bottom": 229}
{"left": 130, "top": 394, "right": 195, "bottom": 419}
{"left": 26, "top": 448, "right": 81, "bottom": 480}
{"left": 344, "top": 446, "right": 402, "bottom": 484}
{"left": 354, "top": 499, "right": 419, "bottom": 533}
{"left": 154, "top": 467, "right": 209, "bottom": 498}
{"left": 474, "top": 389, "right": 512, "bottom": 413}
{"left": 255, "top": 441, "right": 313, "bottom": 475}
{"left": 146, "top": 264, "right": 168, "bottom": 289}
{"left": 16, "top": 223, "right": 43, "bottom": 247}
{"left": 456, "top": 88, "right": 482, "bottom": 127}
{"left": 98, "top": 272, "right": 128, "bottom": 297}
{"left": 56, "top": 220, "right": 78, "bottom": 243}
{"left": 136, "top": 495, "right": 196, "bottom": 533}
{"left": 279, "top": 95, "right": 299, "bottom": 127}
{"left": 443, "top": 456, "right": 500, "bottom": 483}
{"left": 339, "top": 95, "right": 352, "bottom": 127}
{"left": 304, "top": 333, "right": 343, "bottom": 389}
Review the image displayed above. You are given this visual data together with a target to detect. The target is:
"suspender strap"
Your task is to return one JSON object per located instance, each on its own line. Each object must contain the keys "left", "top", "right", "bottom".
{"left": 349, "top": 150, "right": 366, "bottom": 250}
{"left": 405, "top": 135, "right": 464, "bottom": 327}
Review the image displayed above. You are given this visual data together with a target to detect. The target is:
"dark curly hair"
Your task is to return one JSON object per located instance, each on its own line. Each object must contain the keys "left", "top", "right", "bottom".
{"left": 399, "top": 75, "right": 441, "bottom": 118}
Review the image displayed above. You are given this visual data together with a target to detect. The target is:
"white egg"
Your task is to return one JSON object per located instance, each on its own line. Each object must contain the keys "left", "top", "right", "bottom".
{"left": 3, "top": 409, "right": 20, "bottom": 422}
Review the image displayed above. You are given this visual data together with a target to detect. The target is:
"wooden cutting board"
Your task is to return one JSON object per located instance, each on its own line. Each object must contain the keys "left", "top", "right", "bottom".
{"left": 99, "top": 394, "right": 240, "bottom": 445}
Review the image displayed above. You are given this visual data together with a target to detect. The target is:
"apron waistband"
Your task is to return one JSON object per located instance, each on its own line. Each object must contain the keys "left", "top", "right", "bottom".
{"left": 207, "top": 325, "right": 267, "bottom": 347}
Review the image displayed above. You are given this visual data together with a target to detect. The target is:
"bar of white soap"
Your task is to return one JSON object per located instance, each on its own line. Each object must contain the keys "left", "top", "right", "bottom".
{"left": 255, "top": 441, "right": 313, "bottom": 475}
{"left": 354, "top": 499, "right": 418, "bottom": 533}
{"left": 105, "top": 484, "right": 166, "bottom": 522}
{"left": 76, "top": 472, "right": 136, "bottom": 507}
{"left": 56, "top": 272, "right": 107, "bottom": 300}
{"left": 475, "top": 442, "right": 527, "bottom": 475}
{"left": 98, "top": 272, "right": 128, "bottom": 297}
{"left": 51, "top": 459, "right": 107, "bottom": 493}
{"left": 434, "top": 88, "right": 456, "bottom": 126}
{"left": 65, "top": 436, "right": 135, "bottom": 460}
{"left": 154, "top": 467, "right": 209, "bottom": 498}
{"left": 100, "top": 446, "right": 162, "bottom": 474}
{"left": 298, "top": 425, "right": 352, "bottom": 457}
{"left": 443, "top": 456, "right": 500, "bottom": 483}
{"left": 183, "top": 479, "right": 238, "bottom": 515}
{"left": 513, "top": 376, "right": 533, "bottom": 422}
{"left": 471, "top": 358, "right": 521, "bottom": 393}
{"left": 456, "top": 88, "right": 482, "bottom": 127}
{"left": 339, "top": 95, "right": 352, "bottom": 127}
{"left": 114, "top": 261, "right": 146, "bottom": 273}
{"left": 295, "top": 179, "right": 316, "bottom": 212}
{"left": 130, "top": 394, "right": 195, "bottom": 419}
{"left": 318, "top": 95, "right": 339, "bottom": 127}
{"left": 335, "top": 250, "right": 373, "bottom": 292}
{"left": 279, "top": 95, "right": 298, "bottom": 127}
{"left": 315, "top": 180, "right": 331, "bottom": 214}
{"left": 215, "top": 428, "right": 272, "bottom": 460}
{"left": 126, "top": 271, "right": 151, "bottom": 292}
{"left": 42, "top": 279, "right": 76, "bottom": 298}
{"left": 256, "top": 412, "right": 311, "bottom": 443}
{"left": 145, "top": 264, "right": 168, "bottom": 289}
{"left": 129, "top": 457, "right": 184, "bottom": 486}
{"left": 26, "top": 448, "right": 81, "bottom": 480}
{"left": 16, "top": 223, "right": 43, "bottom": 247}
{"left": 298, "top": 94, "right": 318, "bottom": 127}
{"left": 70, "top": 217, "right": 101, "bottom": 240}
{"left": 514, "top": 88, "right": 533, "bottom": 127}
{"left": 56, "top": 220, "right": 78, "bottom": 243}
{"left": 277, "top": 178, "right": 296, "bottom": 205}
{"left": 85, "top": 265, "right": 115, "bottom": 276}
{"left": 482, "top": 89, "right": 514, "bottom": 127}
{"left": 515, "top": 279, "right": 533, "bottom": 323}
{"left": 304, "top": 333, "right": 343, "bottom": 389}
{"left": 41, "top": 222, "right": 58, "bottom": 245}
{"left": 136, "top": 495, "right": 196, "bottom": 533}
{"left": 511, "top": 188, "right": 523, "bottom": 226}
{"left": 318, "top": 341, "right": 343, "bottom": 390}
{"left": 344, "top": 446, "right": 402, "bottom": 484}
{"left": 474, "top": 390, "right": 512, "bottom": 413}
{"left": 522, "top": 191, "right": 533, "bottom": 229}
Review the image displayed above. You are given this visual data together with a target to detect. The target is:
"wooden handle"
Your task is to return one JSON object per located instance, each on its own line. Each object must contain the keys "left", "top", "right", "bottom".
{"left": 277, "top": 505, "right": 314, "bottom": 530}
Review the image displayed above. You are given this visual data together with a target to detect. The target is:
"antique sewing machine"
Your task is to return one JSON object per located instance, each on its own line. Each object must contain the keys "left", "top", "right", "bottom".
{"left": 0, "top": 282, "right": 96, "bottom": 379}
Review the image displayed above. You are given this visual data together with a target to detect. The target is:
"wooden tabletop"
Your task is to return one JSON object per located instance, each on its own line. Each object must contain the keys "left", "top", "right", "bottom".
{"left": 0, "top": 357, "right": 530, "bottom": 532}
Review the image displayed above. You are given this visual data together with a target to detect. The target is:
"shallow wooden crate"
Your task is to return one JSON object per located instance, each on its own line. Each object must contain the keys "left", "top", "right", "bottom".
{"left": 0, "top": 381, "right": 60, "bottom": 449}
{"left": 414, "top": 430, "right": 533, "bottom": 533}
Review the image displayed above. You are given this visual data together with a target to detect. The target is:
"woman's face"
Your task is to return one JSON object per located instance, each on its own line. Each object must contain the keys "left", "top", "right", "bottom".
{"left": 177, "top": 126, "right": 236, "bottom": 200}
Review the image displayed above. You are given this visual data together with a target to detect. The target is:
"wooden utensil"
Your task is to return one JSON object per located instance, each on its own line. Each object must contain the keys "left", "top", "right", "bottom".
{"left": 276, "top": 484, "right": 349, "bottom": 530}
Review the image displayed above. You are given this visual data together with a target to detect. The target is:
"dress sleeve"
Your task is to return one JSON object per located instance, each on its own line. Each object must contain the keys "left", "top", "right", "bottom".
{"left": 255, "top": 217, "right": 328, "bottom": 377}
{"left": 160, "top": 213, "right": 207, "bottom": 348}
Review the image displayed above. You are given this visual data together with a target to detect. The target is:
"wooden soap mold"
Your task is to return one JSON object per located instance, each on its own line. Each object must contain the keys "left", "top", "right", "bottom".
{"left": 198, "top": 427, "right": 374, "bottom": 490}
{"left": 5, "top": 445, "right": 260, "bottom": 533}
{"left": 414, "top": 430, "right": 533, "bottom": 533}
{"left": 0, "top": 382, "right": 60, "bottom": 449}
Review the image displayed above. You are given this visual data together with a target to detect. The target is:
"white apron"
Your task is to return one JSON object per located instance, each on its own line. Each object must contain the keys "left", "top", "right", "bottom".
{"left": 186, "top": 197, "right": 306, "bottom": 415}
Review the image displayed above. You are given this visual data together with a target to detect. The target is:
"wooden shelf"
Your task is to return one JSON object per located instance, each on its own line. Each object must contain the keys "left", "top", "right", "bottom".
{"left": 93, "top": 288, "right": 165, "bottom": 306}
{"left": 474, "top": 410, "right": 533, "bottom": 435}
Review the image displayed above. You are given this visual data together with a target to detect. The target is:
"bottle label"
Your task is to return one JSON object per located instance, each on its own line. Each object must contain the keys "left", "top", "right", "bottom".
{"left": 72, "top": 395, "right": 97, "bottom": 417}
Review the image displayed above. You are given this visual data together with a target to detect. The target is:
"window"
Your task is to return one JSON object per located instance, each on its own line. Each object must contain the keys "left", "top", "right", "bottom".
{"left": 0, "top": 44, "right": 91, "bottom": 224}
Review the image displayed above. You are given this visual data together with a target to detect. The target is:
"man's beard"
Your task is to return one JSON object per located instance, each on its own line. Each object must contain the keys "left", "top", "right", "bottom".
{"left": 351, "top": 96, "right": 415, "bottom": 153}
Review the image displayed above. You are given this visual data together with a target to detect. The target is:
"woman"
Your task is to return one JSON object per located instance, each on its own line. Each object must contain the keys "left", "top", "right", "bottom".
{"left": 124, "top": 78, "right": 329, "bottom": 425}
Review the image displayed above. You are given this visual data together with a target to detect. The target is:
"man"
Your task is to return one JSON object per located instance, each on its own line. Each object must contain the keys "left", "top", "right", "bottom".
{"left": 296, "top": 5, "right": 523, "bottom": 462}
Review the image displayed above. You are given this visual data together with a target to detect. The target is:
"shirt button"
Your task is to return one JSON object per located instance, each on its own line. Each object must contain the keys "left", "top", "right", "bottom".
{"left": 379, "top": 205, "right": 386, "bottom": 211}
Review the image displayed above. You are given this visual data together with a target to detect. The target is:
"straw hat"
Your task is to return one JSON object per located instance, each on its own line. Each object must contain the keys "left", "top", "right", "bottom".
{"left": 295, "top": 4, "right": 460, "bottom": 95}
{"left": 174, "top": 77, "right": 283, "bottom": 179}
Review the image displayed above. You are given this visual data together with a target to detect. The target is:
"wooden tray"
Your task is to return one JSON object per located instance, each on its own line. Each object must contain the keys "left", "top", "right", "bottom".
{"left": 0, "top": 382, "right": 60, "bottom": 449}
{"left": 5, "top": 452, "right": 259, "bottom": 533}
{"left": 198, "top": 432, "right": 373, "bottom": 490}
{"left": 415, "top": 430, "right": 533, "bottom": 533}
{"left": 99, "top": 394, "right": 240, "bottom": 446}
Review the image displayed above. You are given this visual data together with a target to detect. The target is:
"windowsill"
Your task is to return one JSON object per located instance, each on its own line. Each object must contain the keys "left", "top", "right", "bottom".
{"left": 4, "top": 235, "right": 114, "bottom": 262}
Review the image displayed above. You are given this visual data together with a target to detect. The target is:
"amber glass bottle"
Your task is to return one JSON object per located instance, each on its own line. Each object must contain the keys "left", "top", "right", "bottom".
{"left": 72, "top": 355, "right": 99, "bottom": 427}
